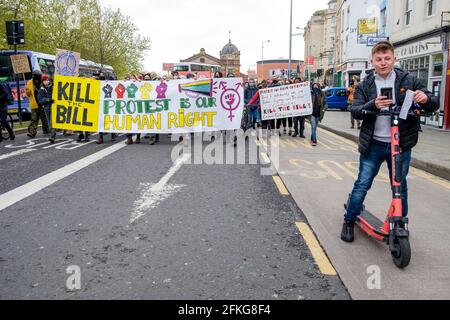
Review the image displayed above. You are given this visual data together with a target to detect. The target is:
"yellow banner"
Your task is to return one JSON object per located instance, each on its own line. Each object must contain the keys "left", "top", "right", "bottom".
{"left": 358, "top": 18, "right": 377, "bottom": 34}
{"left": 52, "top": 76, "right": 100, "bottom": 132}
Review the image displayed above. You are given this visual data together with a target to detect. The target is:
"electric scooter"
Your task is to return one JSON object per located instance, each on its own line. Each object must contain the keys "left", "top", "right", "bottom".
{"left": 344, "top": 104, "right": 433, "bottom": 269}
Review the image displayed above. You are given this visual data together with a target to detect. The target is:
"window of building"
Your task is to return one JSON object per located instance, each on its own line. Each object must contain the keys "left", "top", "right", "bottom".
{"left": 426, "top": 0, "right": 437, "bottom": 17}
{"left": 380, "top": 7, "right": 387, "bottom": 35}
{"left": 405, "top": 0, "right": 413, "bottom": 26}
{"left": 200, "top": 58, "right": 205, "bottom": 63}
{"left": 400, "top": 56, "right": 431, "bottom": 88}
{"left": 346, "top": 6, "right": 350, "bottom": 30}
{"left": 432, "top": 54, "right": 443, "bottom": 77}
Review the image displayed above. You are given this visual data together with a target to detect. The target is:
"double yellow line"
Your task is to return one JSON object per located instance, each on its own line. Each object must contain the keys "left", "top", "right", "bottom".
{"left": 262, "top": 144, "right": 337, "bottom": 276}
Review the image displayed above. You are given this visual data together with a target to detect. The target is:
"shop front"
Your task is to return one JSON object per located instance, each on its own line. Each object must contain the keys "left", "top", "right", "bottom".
{"left": 395, "top": 35, "right": 446, "bottom": 128}
{"left": 342, "top": 60, "right": 369, "bottom": 88}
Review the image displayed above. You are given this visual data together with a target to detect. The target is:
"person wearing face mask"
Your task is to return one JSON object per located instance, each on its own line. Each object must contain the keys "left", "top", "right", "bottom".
{"left": 309, "top": 83, "right": 326, "bottom": 147}
{"left": 292, "top": 77, "right": 306, "bottom": 138}
{"left": 244, "top": 78, "right": 261, "bottom": 130}
{"left": 26, "top": 70, "right": 49, "bottom": 138}
{"left": 37, "top": 74, "right": 57, "bottom": 143}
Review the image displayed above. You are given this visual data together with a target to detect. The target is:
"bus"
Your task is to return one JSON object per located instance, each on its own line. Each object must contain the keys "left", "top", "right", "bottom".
{"left": 0, "top": 50, "right": 115, "bottom": 120}
{"left": 172, "top": 62, "right": 222, "bottom": 78}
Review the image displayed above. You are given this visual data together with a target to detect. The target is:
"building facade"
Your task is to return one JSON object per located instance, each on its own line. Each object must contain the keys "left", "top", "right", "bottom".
{"left": 388, "top": 0, "right": 450, "bottom": 128}
{"left": 256, "top": 59, "right": 303, "bottom": 81}
{"left": 181, "top": 37, "right": 243, "bottom": 78}
{"left": 304, "top": 11, "right": 325, "bottom": 81}
{"left": 339, "top": 0, "right": 384, "bottom": 88}
{"left": 322, "top": 0, "right": 338, "bottom": 85}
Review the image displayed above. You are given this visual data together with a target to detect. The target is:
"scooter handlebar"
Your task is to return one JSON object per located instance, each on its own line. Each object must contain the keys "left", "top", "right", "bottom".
{"left": 361, "top": 104, "right": 435, "bottom": 118}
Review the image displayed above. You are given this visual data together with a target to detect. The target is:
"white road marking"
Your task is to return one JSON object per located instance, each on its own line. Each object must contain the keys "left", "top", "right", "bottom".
{"left": 0, "top": 149, "right": 36, "bottom": 161}
{"left": 130, "top": 153, "right": 191, "bottom": 224}
{"left": 0, "top": 142, "right": 127, "bottom": 212}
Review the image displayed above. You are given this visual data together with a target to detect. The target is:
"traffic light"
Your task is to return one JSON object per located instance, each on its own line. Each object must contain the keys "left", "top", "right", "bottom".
{"left": 6, "top": 21, "right": 25, "bottom": 45}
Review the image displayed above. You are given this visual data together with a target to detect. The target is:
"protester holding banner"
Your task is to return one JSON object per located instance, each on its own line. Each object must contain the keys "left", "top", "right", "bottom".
{"left": 310, "top": 83, "right": 327, "bottom": 147}
{"left": 292, "top": 77, "right": 306, "bottom": 138}
{"left": 261, "top": 79, "right": 278, "bottom": 133}
{"left": 37, "top": 74, "right": 57, "bottom": 144}
{"left": 244, "top": 78, "right": 261, "bottom": 130}
{"left": 26, "top": 70, "right": 49, "bottom": 138}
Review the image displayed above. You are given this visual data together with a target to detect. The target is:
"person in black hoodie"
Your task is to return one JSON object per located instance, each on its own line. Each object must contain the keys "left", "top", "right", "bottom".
{"left": 0, "top": 80, "right": 15, "bottom": 142}
{"left": 309, "top": 83, "right": 326, "bottom": 146}
{"left": 341, "top": 41, "right": 439, "bottom": 243}
{"left": 37, "top": 74, "right": 57, "bottom": 143}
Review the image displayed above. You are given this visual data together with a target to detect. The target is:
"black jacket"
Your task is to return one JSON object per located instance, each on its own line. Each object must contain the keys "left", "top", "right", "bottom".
{"left": 37, "top": 84, "right": 53, "bottom": 108}
{"left": 0, "top": 82, "right": 13, "bottom": 109}
{"left": 352, "top": 68, "right": 439, "bottom": 156}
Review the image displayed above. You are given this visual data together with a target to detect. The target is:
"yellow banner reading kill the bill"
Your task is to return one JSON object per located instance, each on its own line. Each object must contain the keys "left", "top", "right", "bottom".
{"left": 52, "top": 75, "right": 100, "bottom": 132}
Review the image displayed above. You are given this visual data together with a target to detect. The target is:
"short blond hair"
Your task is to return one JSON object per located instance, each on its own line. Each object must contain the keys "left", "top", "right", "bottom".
{"left": 372, "top": 41, "right": 395, "bottom": 56}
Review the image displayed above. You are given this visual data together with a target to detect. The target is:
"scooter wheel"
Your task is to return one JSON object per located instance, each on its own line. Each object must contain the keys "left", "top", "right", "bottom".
{"left": 391, "top": 237, "right": 411, "bottom": 269}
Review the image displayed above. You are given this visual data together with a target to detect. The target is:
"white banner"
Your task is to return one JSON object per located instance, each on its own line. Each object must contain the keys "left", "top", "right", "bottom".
{"left": 260, "top": 83, "right": 313, "bottom": 120}
{"left": 98, "top": 78, "right": 244, "bottom": 133}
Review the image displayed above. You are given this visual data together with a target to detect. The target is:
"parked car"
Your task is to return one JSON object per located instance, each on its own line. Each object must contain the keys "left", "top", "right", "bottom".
{"left": 323, "top": 87, "right": 349, "bottom": 111}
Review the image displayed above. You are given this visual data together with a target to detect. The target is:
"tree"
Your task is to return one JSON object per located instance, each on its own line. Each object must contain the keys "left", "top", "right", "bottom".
{"left": 0, "top": 0, "right": 151, "bottom": 79}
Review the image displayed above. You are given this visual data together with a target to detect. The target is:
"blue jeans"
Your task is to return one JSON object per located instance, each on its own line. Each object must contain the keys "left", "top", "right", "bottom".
{"left": 310, "top": 116, "right": 319, "bottom": 142}
{"left": 345, "top": 140, "right": 411, "bottom": 222}
{"left": 247, "top": 106, "right": 260, "bottom": 129}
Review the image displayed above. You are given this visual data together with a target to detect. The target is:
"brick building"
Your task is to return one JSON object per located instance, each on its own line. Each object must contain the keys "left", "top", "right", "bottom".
{"left": 180, "top": 36, "right": 246, "bottom": 79}
{"left": 256, "top": 59, "right": 305, "bottom": 82}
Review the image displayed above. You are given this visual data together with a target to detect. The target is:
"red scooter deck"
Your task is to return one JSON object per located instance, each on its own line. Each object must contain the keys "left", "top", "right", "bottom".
{"left": 357, "top": 210, "right": 388, "bottom": 241}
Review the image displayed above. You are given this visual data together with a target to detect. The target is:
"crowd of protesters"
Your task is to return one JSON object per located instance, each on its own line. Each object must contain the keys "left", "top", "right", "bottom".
{"left": 242, "top": 76, "right": 327, "bottom": 147}
{"left": 1, "top": 69, "right": 327, "bottom": 147}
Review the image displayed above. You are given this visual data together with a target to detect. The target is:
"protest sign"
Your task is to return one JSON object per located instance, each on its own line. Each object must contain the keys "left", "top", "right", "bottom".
{"left": 52, "top": 75, "right": 101, "bottom": 132}
{"left": 10, "top": 54, "right": 31, "bottom": 74}
{"left": 51, "top": 76, "right": 244, "bottom": 133}
{"left": 260, "top": 82, "right": 313, "bottom": 121}
{"left": 55, "top": 49, "right": 81, "bottom": 76}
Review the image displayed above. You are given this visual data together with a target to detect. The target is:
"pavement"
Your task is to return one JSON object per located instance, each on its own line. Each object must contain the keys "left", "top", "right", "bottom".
{"left": 272, "top": 124, "right": 450, "bottom": 300}
{"left": 319, "top": 110, "right": 450, "bottom": 181}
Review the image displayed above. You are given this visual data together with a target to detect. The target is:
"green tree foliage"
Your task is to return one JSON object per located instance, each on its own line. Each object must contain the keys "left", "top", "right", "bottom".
{"left": 0, "top": 0, "right": 151, "bottom": 78}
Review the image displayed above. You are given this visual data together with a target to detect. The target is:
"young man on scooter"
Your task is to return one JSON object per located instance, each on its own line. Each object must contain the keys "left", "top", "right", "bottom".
{"left": 341, "top": 41, "right": 439, "bottom": 243}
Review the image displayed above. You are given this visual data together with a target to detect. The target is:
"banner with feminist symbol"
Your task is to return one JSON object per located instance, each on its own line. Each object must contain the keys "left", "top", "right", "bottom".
{"left": 52, "top": 76, "right": 245, "bottom": 133}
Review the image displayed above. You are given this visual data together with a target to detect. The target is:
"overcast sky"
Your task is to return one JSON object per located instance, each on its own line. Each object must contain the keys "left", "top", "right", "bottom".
{"left": 100, "top": 0, "right": 330, "bottom": 74}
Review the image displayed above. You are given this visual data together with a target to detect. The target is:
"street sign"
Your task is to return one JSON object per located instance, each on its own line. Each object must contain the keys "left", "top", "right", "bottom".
{"left": 306, "top": 56, "right": 314, "bottom": 66}
{"left": 367, "top": 37, "right": 389, "bottom": 47}
{"left": 10, "top": 54, "right": 31, "bottom": 74}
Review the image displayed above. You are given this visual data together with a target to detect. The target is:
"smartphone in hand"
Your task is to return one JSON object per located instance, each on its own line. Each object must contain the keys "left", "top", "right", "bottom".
{"left": 380, "top": 87, "right": 393, "bottom": 100}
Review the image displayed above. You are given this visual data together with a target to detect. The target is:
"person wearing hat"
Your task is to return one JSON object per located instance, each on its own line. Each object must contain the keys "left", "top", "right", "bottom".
{"left": 26, "top": 70, "right": 49, "bottom": 138}
{"left": 37, "top": 74, "right": 57, "bottom": 143}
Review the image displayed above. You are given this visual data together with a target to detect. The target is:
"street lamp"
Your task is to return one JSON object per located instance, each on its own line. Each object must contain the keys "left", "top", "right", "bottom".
{"left": 288, "top": 0, "right": 293, "bottom": 80}
{"left": 291, "top": 26, "right": 304, "bottom": 80}
{"left": 261, "top": 40, "right": 270, "bottom": 81}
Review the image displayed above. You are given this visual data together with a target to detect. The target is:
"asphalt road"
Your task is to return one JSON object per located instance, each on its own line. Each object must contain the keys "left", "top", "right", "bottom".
{"left": 0, "top": 130, "right": 350, "bottom": 300}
